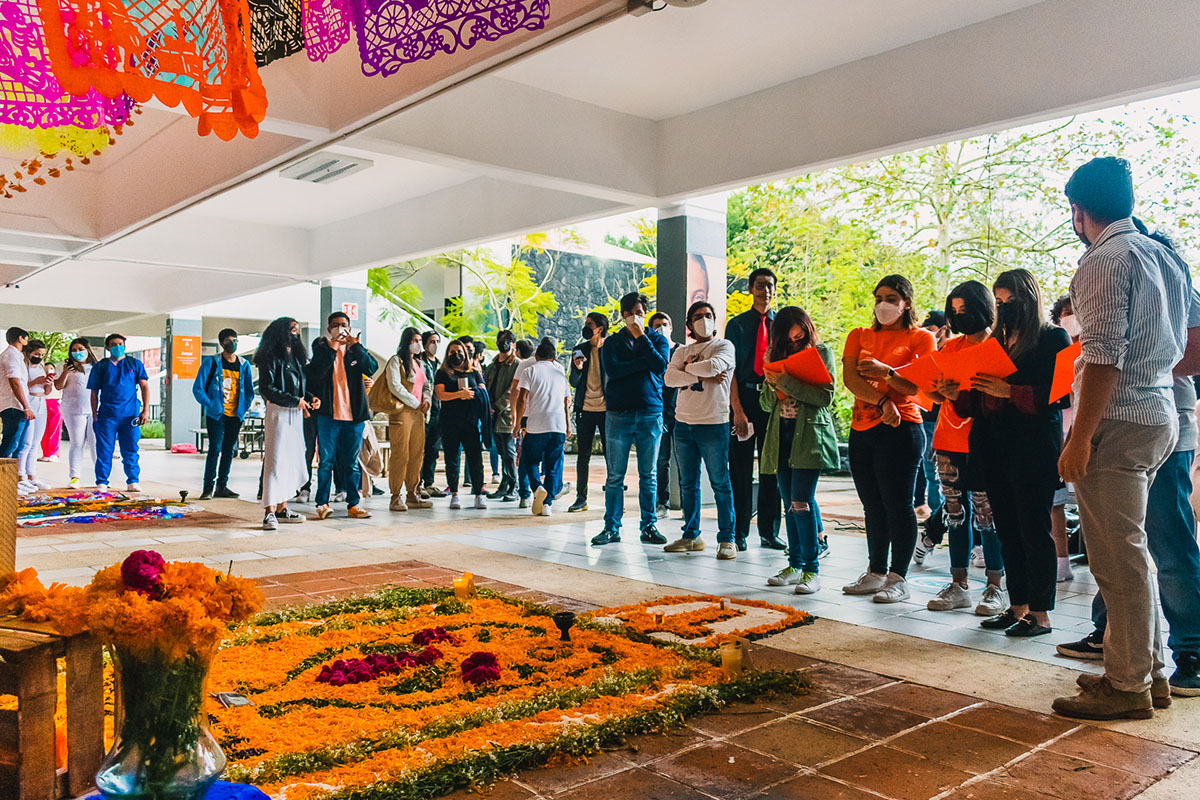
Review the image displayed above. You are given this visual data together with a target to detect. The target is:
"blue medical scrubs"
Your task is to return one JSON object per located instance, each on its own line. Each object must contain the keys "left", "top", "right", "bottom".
{"left": 87, "top": 356, "right": 148, "bottom": 486}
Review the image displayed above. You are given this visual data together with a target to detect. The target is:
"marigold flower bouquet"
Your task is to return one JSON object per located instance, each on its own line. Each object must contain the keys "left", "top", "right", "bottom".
{"left": 0, "top": 550, "right": 263, "bottom": 800}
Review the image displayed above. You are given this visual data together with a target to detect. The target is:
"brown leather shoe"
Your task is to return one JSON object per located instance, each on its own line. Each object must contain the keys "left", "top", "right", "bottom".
{"left": 1054, "top": 675, "right": 1153, "bottom": 720}
{"left": 1078, "top": 672, "right": 1171, "bottom": 709}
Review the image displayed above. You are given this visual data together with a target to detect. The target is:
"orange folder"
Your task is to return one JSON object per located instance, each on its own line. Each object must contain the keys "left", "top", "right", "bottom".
{"left": 937, "top": 338, "right": 1017, "bottom": 387}
{"left": 1049, "top": 340, "right": 1083, "bottom": 403}
{"left": 765, "top": 347, "right": 833, "bottom": 387}
{"left": 894, "top": 352, "right": 942, "bottom": 394}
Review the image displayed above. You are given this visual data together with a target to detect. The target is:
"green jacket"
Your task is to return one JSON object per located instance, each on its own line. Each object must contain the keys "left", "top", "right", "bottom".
{"left": 759, "top": 343, "right": 840, "bottom": 475}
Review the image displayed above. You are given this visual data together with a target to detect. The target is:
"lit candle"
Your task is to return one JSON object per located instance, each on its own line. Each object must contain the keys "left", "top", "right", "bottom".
{"left": 453, "top": 572, "right": 475, "bottom": 600}
{"left": 720, "top": 641, "right": 743, "bottom": 678}
{"left": 653, "top": 611, "right": 665, "bottom": 625}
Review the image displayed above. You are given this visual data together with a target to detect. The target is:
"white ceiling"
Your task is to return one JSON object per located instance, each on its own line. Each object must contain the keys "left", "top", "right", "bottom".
{"left": 499, "top": 0, "right": 1047, "bottom": 119}
{"left": 188, "top": 146, "right": 475, "bottom": 229}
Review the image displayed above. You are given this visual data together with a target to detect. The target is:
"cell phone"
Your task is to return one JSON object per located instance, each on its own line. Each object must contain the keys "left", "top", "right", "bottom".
{"left": 349, "top": 328, "right": 362, "bottom": 340}
{"left": 458, "top": 377, "right": 468, "bottom": 391}
{"left": 211, "top": 692, "right": 254, "bottom": 708}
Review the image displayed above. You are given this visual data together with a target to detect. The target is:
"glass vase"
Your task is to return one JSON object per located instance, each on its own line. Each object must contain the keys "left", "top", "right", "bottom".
{"left": 95, "top": 647, "right": 226, "bottom": 800}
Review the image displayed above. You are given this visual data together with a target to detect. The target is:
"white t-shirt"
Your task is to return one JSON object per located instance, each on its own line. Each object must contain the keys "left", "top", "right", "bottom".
{"left": 518, "top": 360, "right": 570, "bottom": 434}
{"left": 0, "top": 345, "right": 26, "bottom": 412}
{"left": 513, "top": 356, "right": 536, "bottom": 389}
{"left": 60, "top": 364, "right": 92, "bottom": 417}
{"left": 27, "top": 364, "right": 48, "bottom": 397}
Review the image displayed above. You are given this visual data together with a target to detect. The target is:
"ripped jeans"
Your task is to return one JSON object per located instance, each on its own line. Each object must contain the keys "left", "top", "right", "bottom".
{"left": 777, "top": 417, "right": 822, "bottom": 572}
{"left": 935, "top": 450, "right": 1004, "bottom": 574}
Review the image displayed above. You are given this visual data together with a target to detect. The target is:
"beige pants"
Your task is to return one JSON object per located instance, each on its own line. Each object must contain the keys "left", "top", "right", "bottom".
{"left": 388, "top": 408, "right": 426, "bottom": 499}
{"left": 1075, "top": 417, "right": 1176, "bottom": 693}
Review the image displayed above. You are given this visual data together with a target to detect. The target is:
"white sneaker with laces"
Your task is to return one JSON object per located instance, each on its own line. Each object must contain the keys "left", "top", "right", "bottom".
{"left": 843, "top": 572, "right": 888, "bottom": 595}
{"left": 474, "top": 495, "right": 487, "bottom": 509}
{"left": 912, "top": 535, "right": 934, "bottom": 565}
{"left": 449, "top": 494, "right": 461, "bottom": 509}
{"left": 68, "top": 477, "right": 80, "bottom": 487}
{"left": 975, "top": 584, "right": 1009, "bottom": 617}
{"left": 794, "top": 572, "right": 821, "bottom": 595}
{"left": 262, "top": 512, "right": 278, "bottom": 531}
{"left": 538, "top": 505, "right": 552, "bottom": 517}
{"left": 928, "top": 581, "right": 972, "bottom": 611}
{"left": 970, "top": 545, "right": 986, "bottom": 568}
{"left": 126, "top": 483, "right": 141, "bottom": 493}
{"left": 768, "top": 566, "right": 804, "bottom": 587}
{"left": 716, "top": 542, "right": 737, "bottom": 560}
{"left": 873, "top": 573, "right": 910, "bottom": 604}
{"left": 17, "top": 480, "right": 36, "bottom": 493}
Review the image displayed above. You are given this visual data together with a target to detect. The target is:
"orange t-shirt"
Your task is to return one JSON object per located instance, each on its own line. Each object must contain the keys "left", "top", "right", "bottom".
{"left": 331, "top": 345, "right": 352, "bottom": 422}
{"left": 843, "top": 327, "right": 936, "bottom": 431}
{"left": 931, "top": 335, "right": 982, "bottom": 453}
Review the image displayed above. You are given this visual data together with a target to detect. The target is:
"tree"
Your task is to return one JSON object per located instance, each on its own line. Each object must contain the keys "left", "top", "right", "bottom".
{"left": 367, "top": 263, "right": 426, "bottom": 330}
{"left": 28, "top": 331, "right": 73, "bottom": 364}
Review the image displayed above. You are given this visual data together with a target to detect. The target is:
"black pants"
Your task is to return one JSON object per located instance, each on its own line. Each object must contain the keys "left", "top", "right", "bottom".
{"left": 574, "top": 410, "right": 607, "bottom": 501}
{"left": 203, "top": 415, "right": 242, "bottom": 491}
{"left": 421, "top": 408, "right": 442, "bottom": 487}
{"left": 986, "top": 479, "right": 1057, "bottom": 612}
{"left": 657, "top": 413, "right": 675, "bottom": 506}
{"left": 494, "top": 431, "right": 517, "bottom": 492}
{"left": 849, "top": 421, "right": 922, "bottom": 577}
{"left": 730, "top": 396, "right": 780, "bottom": 540}
{"left": 442, "top": 418, "right": 484, "bottom": 495}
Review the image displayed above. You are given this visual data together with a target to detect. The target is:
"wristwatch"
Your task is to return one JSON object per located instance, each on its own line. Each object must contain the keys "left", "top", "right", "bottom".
{"left": 886, "top": 368, "right": 896, "bottom": 380}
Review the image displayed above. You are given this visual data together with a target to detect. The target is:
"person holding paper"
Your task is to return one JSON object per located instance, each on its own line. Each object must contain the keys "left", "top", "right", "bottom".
{"left": 924, "top": 281, "right": 1008, "bottom": 617}
{"left": 662, "top": 301, "right": 737, "bottom": 558}
{"left": 952, "top": 269, "right": 1069, "bottom": 641}
{"left": 841, "top": 274, "right": 936, "bottom": 604}
{"left": 761, "top": 307, "right": 839, "bottom": 595}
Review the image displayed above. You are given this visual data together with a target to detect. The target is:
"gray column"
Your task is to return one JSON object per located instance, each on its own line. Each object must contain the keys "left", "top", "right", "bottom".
{"left": 656, "top": 197, "right": 728, "bottom": 342}
{"left": 163, "top": 316, "right": 203, "bottom": 448}
{"left": 320, "top": 282, "right": 369, "bottom": 345}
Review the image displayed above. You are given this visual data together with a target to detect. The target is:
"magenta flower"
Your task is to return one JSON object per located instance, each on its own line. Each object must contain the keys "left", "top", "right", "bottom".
{"left": 413, "top": 627, "right": 456, "bottom": 646}
{"left": 461, "top": 652, "right": 501, "bottom": 685}
{"left": 120, "top": 550, "right": 166, "bottom": 599}
{"left": 415, "top": 646, "right": 443, "bottom": 666}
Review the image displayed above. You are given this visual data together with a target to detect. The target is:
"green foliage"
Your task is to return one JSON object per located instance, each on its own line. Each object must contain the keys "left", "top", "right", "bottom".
{"left": 438, "top": 238, "right": 563, "bottom": 341}
{"left": 367, "top": 265, "right": 427, "bottom": 331}
{"left": 27, "top": 331, "right": 73, "bottom": 364}
{"left": 139, "top": 420, "right": 165, "bottom": 439}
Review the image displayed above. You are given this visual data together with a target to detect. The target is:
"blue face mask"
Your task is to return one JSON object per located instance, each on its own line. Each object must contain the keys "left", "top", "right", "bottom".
{"left": 109, "top": 345, "right": 125, "bottom": 359}
{"left": 71, "top": 351, "right": 87, "bottom": 362}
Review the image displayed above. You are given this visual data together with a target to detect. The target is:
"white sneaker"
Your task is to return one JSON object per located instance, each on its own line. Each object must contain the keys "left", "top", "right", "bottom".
{"left": 17, "top": 480, "right": 36, "bottom": 493}
{"left": 873, "top": 573, "right": 910, "bottom": 604}
{"left": 334, "top": 491, "right": 346, "bottom": 503}
{"left": 1057, "top": 557, "right": 1075, "bottom": 583}
{"left": 126, "top": 483, "right": 141, "bottom": 493}
{"left": 96, "top": 483, "right": 108, "bottom": 491}
{"left": 927, "top": 582, "right": 971, "bottom": 611}
{"left": 474, "top": 495, "right": 487, "bottom": 509}
{"left": 912, "top": 535, "right": 934, "bottom": 565}
{"left": 975, "top": 584, "right": 1009, "bottom": 617}
{"left": 16, "top": 482, "right": 30, "bottom": 496}
{"left": 794, "top": 572, "right": 821, "bottom": 595}
{"left": 263, "top": 512, "right": 278, "bottom": 531}
{"left": 532, "top": 486, "right": 547, "bottom": 515}
{"left": 970, "top": 545, "right": 986, "bottom": 568}
{"left": 716, "top": 542, "right": 737, "bottom": 560}
{"left": 538, "top": 505, "right": 552, "bottom": 517}
{"left": 32, "top": 479, "right": 50, "bottom": 489}
{"left": 68, "top": 477, "right": 80, "bottom": 487}
{"left": 449, "top": 494, "right": 461, "bottom": 510}
{"left": 768, "top": 567, "right": 804, "bottom": 587}
{"left": 843, "top": 572, "right": 888, "bottom": 595}
{"left": 556, "top": 481, "right": 573, "bottom": 501}
{"left": 655, "top": 503, "right": 669, "bottom": 520}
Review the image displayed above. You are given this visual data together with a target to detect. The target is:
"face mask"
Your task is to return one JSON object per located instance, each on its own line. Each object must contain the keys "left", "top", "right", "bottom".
{"left": 996, "top": 302, "right": 1018, "bottom": 327}
{"left": 1073, "top": 216, "right": 1091, "bottom": 247}
{"left": 582, "top": 325, "right": 595, "bottom": 341}
{"left": 109, "top": 345, "right": 125, "bottom": 359}
{"left": 409, "top": 342, "right": 422, "bottom": 355}
{"left": 694, "top": 317, "right": 716, "bottom": 339}
{"left": 950, "top": 310, "right": 987, "bottom": 336}
{"left": 448, "top": 352, "right": 465, "bottom": 367}
{"left": 222, "top": 339, "right": 238, "bottom": 354}
{"left": 498, "top": 339, "right": 512, "bottom": 354}
{"left": 874, "top": 302, "right": 903, "bottom": 326}
{"left": 29, "top": 356, "right": 41, "bottom": 364}
{"left": 71, "top": 351, "right": 87, "bottom": 362}
{"left": 330, "top": 327, "right": 348, "bottom": 340}
{"left": 1061, "top": 315, "right": 1081, "bottom": 339}
{"left": 627, "top": 314, "right": 645, "bottom": 330}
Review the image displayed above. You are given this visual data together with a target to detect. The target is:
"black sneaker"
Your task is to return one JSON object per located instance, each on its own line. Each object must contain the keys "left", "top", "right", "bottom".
{"left": 214, "top": 486, "right": 239, "bottom": 499}
{"left": 568, "top": 498, "right": 588, "bottom": 513}
{"left": 735, "top": 535, "right": 748, "bottom": 552}
{"left": 591, "top": 528, "right": 621, "bottom": 546}
{"left": 198, "top": 489, "right": 214, "bottom": 501}
{"left": 1170, "top": 652, "right": 1200, "bottom": 697}
{"left": 1056, "top": 630, "right": 1105, "bottom": 660}
{"left": 640, "top": 525, "right": 667, "bottom": 545}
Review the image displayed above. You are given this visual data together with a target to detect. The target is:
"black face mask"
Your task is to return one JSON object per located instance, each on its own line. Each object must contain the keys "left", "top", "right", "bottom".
{"left": 222, "top": 339, "right": 238, "bottom": 354}
{"left": 950, "top": 310, "right": 987, "bottom": 336}
{"left": 29, "top": 356, "right": 41, "bottom": 364}
{"left": 995, "top": 302, "right": 1018, "bottom": 327}
{"left": 448, "top": 352, "right": 465, "bottom": 367}
{"left": 582, "top": 325, "right": 595, "bottom": 341}
{"left": 497, "top": 339, "right": 512, "bottom": 354}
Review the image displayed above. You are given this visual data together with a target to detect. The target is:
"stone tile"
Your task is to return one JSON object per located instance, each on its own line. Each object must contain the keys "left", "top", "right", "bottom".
{"left": 441, "top": 780, "right": 540, "bottom": 800}
{"left": 803, "top": 663, "right": 895, "bottom": 695}
{"left": 651, "top": 741, "right": 795, "bottom": 799}
{"left": 1045, "top": 727, "right": 1196, "bottom": 779}
{"left": 618, "top": 729, "right": 708, "bottom": 766}
{"left": 745, "top": 645, "right": 822, "bottom": 672}
{"left": 732, "top": 718, "right": 868, "bottom": 767}
{"left": 554, "top": 767, "right": 712, "bottom": 800}
{"left": 948, "top": 704, "right": 1076, "bottom": 746}
{"left": 888, "top": 721, "right": 1031, "bottom": 775}
{"left": 259, "top": 584, "right": 308, "bottom": 599}
{"left": 997, "top": 751, "right": 1153, "bottom": 800}
{"left": 518, "top": 752, "right": 631, "bottom": 795}
{"left": 290, "top": 578, "right": 356, "bottom": 593}
{"left": 861, "top": 682, "right": 980, "bottom": 718}
{"left": 801, "top": 697, "right": 928, "bottom": 741}
{"left": 943, "top": 777, "right": 1059, "bottom": 799}
{"left": 256, "top": 548, "right": 311, "bottom": 558}
{"left": 753, "top": 773, "right": 888, "bottom": 800}
{"left": 762, "top": 689, "right": 842, "bottom": 714}
{"left": 687, "top": 702, "right": 785, "bottom": 737}
{"left": 820, "top": 745, "right": 973, "bottom": 800}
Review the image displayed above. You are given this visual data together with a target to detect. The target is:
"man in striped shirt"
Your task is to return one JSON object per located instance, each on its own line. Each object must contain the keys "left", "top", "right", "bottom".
{"left": 1054, "top": 157, "right": 1192, "bottom": 721}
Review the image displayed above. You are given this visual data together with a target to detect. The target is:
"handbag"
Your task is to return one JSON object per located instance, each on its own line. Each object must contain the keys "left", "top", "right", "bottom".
{"left": 368, "top": 356, "right": 407, "bottom": 415}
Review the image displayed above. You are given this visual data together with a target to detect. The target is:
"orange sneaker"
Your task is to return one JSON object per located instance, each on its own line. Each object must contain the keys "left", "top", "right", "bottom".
{"left": 315, "top": 504, "right": 333, "bottom": 520}
{"left": 348, "top": 505, "right": 372, "bottom": 519}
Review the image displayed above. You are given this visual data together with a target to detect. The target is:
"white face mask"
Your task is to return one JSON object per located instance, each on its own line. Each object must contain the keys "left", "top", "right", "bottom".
{"left": 1061, "top": 315, "right": 1081, "bottom": 339}
{"left": 694, "top": 317, "right": 716, "bottom": 339}
{"left": 409, "top": 342, "right": 422, "bottom": 354}
{"left": 874, "top": 302, "right": 903, "bottom": 326}
{"left": 656, "top": 325, "right": 672, "bottom": 339}
{"left": 628, "top": 314, "right": 645, "bottom": 330}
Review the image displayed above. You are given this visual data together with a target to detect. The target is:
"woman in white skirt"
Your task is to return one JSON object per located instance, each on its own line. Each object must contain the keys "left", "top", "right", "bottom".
{"left": 257, "top": 317, "right": 318, "bottom": 530}
{"left": 18, "top": 339, "right": 54, "bottom": 492}
{"left": 54, "top": 338, "right": 97, "bottom": 487}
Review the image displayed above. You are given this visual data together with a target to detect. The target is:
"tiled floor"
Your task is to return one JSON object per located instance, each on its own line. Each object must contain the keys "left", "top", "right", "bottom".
{"left": 252, "top": 561, "right": 1198, "bottom": 800}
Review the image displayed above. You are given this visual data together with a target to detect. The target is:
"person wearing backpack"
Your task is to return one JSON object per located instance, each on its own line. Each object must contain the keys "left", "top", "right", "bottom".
{"left": 193, "top": 328, "right": 255, "bottom": 500}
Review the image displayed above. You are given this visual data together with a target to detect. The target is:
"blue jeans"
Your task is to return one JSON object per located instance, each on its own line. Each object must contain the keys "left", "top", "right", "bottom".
{"left": 935, "top": 450, "right": 1004, "bottom": 573}
{"left": 603, "top": 410, "right": 662, "bottom": 531}
{"left": 203, "top": 415, "right": 242, "bottom": 491}
{"left": 0, "top": 407, "right": 28, "bottom": 458}
{"left": 776, "top": 418, "right": 821, "bottom": 571}
{"left": 521, "top": 432, "right": 565, "bottom": 503}
{"left": 674, "top": 421, "right": 735, "bottom": 543}
{"left": 316, "top": 417, "right": 364, "bottom": 508}
{"left": 1092, "top": 449, "right": 1200, "bottom": 656}
{"left": 916, "top": 417, "right": 943, "bottom": 511}
{"left": 94, "top": 414, "right": 141, "bottom": 485}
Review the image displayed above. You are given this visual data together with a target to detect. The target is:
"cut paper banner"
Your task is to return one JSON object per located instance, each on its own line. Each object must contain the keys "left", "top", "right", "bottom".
{"left": 251, "top": 0, "right": 306, "bottom": 67}
{"left": 895, "top": 352, "right": 942, "bottom": 395}
{"left": 303, "top": 0, "right": 352, "bottom": 61}
{"left": 764, "top": 347, "right": 833, "bottom": 387}
{"left": 937, "top": 338, "right": 1017, "bottom": 387}
{"left": 1050, "top": 340, "right": 1083, "bottom": 403}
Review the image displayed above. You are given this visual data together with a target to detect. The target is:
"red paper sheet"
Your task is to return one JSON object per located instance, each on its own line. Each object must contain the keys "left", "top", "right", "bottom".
{"left": 894, "top": 352, "right": 943, "bottom": 394}
{"left": 1049, "top": 340, "right": 1083, "bottom": 403}
{"left": 765, "top": 347, "right": 833, "bottom": 387}
{"left": 937, "top": 338, "right": 1017, "bottom": 386}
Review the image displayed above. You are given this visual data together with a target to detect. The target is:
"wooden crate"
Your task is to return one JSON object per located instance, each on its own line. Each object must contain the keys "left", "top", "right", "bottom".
{"left": 0, "top": 619, "right": 103, "bottom": 800}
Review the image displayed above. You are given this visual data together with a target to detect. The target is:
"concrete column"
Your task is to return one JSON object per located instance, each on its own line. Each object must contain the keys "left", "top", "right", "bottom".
{"left": 163, "top": 316, "right": 203, "bottom": 449}
{"left": 656, "top": 195, "right": 728, "bottom": 340}
{"left": 320, "top": 280, "right": 369, "bottom": 345}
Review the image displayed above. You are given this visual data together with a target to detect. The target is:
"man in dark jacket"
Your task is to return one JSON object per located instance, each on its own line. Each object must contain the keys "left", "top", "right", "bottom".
{"left": 649, "top": 312, "right": 679, "bottom": 518}
{"left": 568, "top": 311, "right": 609, "bottom": 512}
{"left": 592, "top": 292, "right": 671, "bottom": 546}
{"left": 306, "top": 311, "right": 379, "bottom": 520}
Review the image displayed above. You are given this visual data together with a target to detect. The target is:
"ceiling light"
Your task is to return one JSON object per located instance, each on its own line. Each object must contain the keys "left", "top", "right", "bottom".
{"left": 279, "top": 152, "right": 374, "bottom": 184}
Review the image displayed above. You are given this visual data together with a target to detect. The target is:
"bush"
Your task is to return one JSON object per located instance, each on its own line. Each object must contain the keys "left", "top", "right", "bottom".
{"left": 140, "top": 420, "right": 165, "bottom": 439}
